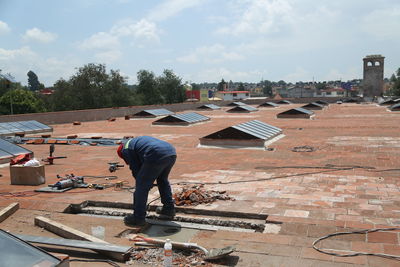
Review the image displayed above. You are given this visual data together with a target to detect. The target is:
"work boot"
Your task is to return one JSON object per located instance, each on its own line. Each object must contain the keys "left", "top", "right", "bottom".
{"left": 155, "top": 206, "right": 176, "bottom": 220}
{"left": 124, "top": 214, "right": 146, "bottom": 227}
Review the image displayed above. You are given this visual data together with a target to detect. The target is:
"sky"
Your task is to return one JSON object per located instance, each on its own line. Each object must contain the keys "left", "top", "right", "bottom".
{"left": 0, "top": 0, "right": 400, "bottom": 87}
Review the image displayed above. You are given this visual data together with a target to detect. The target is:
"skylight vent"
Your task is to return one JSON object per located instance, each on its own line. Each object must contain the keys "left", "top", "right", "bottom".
{"left": 132, "top": 109, "right": 174, "bottom": 118}
{"left": 0, "top": 120, "right": 52, "bottom": 137}
{"left": 258, "top": 102, "right": 279, "bottom": 108}
{"left": 301, "top": 102, "right": 325, "bottom": 110}
{"left": 277, "top": 108, "right": 314, "bottom": 119}
{"left": 197, "top": 104, "right": 221, "bottom": 110}
{"left": 226, "top": 105, "right": 258, "bottom": 113}
{"left": 152, "top": 112, "right": 210, "bottom": 125}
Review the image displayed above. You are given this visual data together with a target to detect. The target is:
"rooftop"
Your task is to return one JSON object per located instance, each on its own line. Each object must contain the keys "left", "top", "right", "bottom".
{"left": 0, "top": 101, "right": 400, "bottom": 266}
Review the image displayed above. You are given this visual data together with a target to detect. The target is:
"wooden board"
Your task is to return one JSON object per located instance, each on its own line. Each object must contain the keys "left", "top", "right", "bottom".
{"left": 34, "top": 216, "right": 130, "bottom": 262}
{"left": 0, "top": 202, "right": 19, "bottom": 223}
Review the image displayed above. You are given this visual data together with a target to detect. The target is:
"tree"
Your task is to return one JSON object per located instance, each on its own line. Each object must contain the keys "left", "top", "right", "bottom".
{"left": 157, "top": 69, "right": 185, "bottom": 104}
{"left": 260, "top": 80, "right": 273, "bottom": 97}
{"left": 388, "top": 68, "right": 400, "bottom": 96}
{"left": 237, "top": 82, "right": 245, "bottom": 91}
{"left": 27, "top": 70, "right": 42, "bottom": 91}
{"left": 217, "top": 79, "right": 226, "bottom": 91}
{"left": 136, "top": 70, "right": 162, "bottom": 105}
{"left": 0, "top": 88, "right": 46, "bottom": 115}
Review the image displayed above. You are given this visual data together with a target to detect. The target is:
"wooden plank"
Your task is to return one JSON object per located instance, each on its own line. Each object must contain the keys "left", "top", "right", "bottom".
{"left": 0, "top": 202, "right": 19, "bottom": 223}
{"left": 34, "top": 216, "right": 130, "bottom": 262}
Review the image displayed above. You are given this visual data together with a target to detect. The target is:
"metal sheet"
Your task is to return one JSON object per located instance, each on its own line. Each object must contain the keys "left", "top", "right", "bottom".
{"left": 0, "top": 138, "right": 32, "bottom": 156}
{"left": 154, "top": 112, "right": 210, "bottom": 124}
{"left": 276, "top": 100, "right": 292, "bottom": 104}
{"left": 279, "top": 108, "right": 314, "bottom": 115}
{"left": 197, "top": 104, "right": 221, "bottom": 110}
{"left": 390, "top": 103, "right": 400, "bottom": 110}
{"left": 227, "top": 102, "right": 246, "bottom": 106}
{"left": 227, "top": 105, "right": 258, "bottom": 112}
{"left": 301, "top": 102, "right": 324, "bottom": 109}
{"left": 259, "top": 102, "right": 278, "bottom": 107}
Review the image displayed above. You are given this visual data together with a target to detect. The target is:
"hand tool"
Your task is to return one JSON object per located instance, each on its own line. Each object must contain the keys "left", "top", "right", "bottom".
{"left": 108, "top": 162, "right": 124, "bottom": 172}
{"left": 42, "top": 144, "right": 67, "bottom": 165}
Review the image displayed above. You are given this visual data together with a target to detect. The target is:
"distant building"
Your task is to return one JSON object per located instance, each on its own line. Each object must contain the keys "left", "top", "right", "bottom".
{"left": 314, "top": 88, "right": 345, "bottom": 97}
{"left": 216, "top": 91, "right": 250, "bottom": 101}
{"left": 286, "top": 86, "right": 315, "bottom": 98}
{"left": 362, "top": 55, "right": 384, "bottom": 98}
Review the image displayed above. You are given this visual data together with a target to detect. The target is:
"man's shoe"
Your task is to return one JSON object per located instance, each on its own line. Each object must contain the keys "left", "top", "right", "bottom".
{"left": 155, "top": 206, "right": 176, "bottom": 220}
{"left": 124, "top": 215, "right": 146, "bottom": 227}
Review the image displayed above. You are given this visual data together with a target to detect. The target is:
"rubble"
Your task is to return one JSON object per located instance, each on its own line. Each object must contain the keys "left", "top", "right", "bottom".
{"left": 173, "top": 185, "right": 234, "bottom": 206}
{"left": 128, "top": 248, "right": 213, "bottom": 266}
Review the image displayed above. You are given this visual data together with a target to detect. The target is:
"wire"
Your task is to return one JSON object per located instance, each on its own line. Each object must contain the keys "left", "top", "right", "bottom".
{"left": 313, "top": 228, "right": 400, "bottom": 260}
{"left": 69, "top": 258, "right": 121, "bottom": 266}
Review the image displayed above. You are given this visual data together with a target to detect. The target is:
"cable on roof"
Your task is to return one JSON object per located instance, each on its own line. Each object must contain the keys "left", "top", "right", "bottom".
{"left": 313, "top": 227, "right": 400, "bottom": 260}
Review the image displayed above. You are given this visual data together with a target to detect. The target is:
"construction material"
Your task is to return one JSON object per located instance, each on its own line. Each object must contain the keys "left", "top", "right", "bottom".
{"left": 10, "top": 164, "right": 46, "bottom": 185}
{"left": 131, "top": 235, "right": 235, "bottom": 260}
{"left": 15, "top": 234, "right": 132, "bottom": 255}
{"left": 173, "top": 185, "right": 234, "bottom": 206}
{"left": 0, "top": 202, "right": 19, "bottom": 223}
{"left": 34, "top": 216, "right": 129, "bottom": 262}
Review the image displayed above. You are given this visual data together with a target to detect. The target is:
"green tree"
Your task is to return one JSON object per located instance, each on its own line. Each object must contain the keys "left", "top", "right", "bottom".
{"left": 237, "top": 82, "right": 245, "bottom": 91}
{"left": 388, "top": 68, "right": 400, "bottom": 96}
{"left": 27, "top": 70, "right": 42, "bottom": 91}
{"left": 157, "top": 69, "right": 185, "bottom": 104}
{"left": 0, "top": 88, "right": 46, "bottom": 115}
{"left": 217, "top": 79, "right": 226, "bottom": 91}
{"left": 260, "top": 80, "right": 273, "bottom": 97}
{"left": 48, "top": 63, "right": 134, "bottom": 111}
{"left": 136, "top": 70, "right": 162, "bottom": 105}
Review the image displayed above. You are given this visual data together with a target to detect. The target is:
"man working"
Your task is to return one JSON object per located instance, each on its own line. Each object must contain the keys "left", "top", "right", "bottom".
{"left": 117, "top": 136, "right": 177, "bottom": 226}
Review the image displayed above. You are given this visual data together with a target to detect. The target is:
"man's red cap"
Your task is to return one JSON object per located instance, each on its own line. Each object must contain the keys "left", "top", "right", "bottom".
{"left": 117, "top": 143, "right": 124, "bottom": 159}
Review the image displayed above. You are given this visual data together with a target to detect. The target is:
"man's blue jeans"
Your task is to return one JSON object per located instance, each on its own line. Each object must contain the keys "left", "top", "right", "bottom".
{"left": 133, "top": 155, "right": 176, "bottom": 221}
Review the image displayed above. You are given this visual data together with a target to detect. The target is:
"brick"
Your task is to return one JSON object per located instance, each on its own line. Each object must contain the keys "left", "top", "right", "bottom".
{"left": 284, "top": 209, "right": 310, "bottom": 218}
{"left": 367, "top": 231, "right": 398, "bottom": 244}
{"left": 333, "top": 255, "right": 367, "bottom": 265}
{"left": 351, "top": 241, "right": 383, "bottom": 253}
{"left": 301, "top": 247, "right": 333, "bottom": 261}
{"left": 383, "top": 244, "right": 400, "bottom": 255}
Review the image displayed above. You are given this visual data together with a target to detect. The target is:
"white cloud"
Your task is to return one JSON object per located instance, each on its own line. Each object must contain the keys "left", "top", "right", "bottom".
{"left": 79, "top": 32, "right": 120, "bottom": 50}
{"left": 217, "top": 0, "right": 294, "bottom": 36}
{"left": 283, "top": 67, "right": 311, "bottom": 83}
{"left": 147, "top": 0, "right": 204, "bottom": 22}
{"left": 0, "top": 46, "right": 36, "bottom": 60}
{"left": 190, "top": 67, "right": 265, "bottom": 82}
{"left": 22, "top": 28, "right": 57, "bottom": 43}
{"left": 0, "top": 21, "right": 11, "bottom": 35}
{"left": 361, "top": 7, "right": 400, "bottom": 40}
{"left": 177, "top": 44, "right": 245, "bottom": 64}
{"left": 94, "top": 50, "right": 122, "bottom": 63}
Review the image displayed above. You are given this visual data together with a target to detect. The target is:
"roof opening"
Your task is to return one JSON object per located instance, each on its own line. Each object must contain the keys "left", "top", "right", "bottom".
{"left": 132, "top": 108, "right": 174, "bottom": 118}
{"left": 315, "top": 100, "right": 329, "bottom": 106}
{"left": 197, "top": 104, "right": 221, "bottom": 110}
{"left": 227, "top": 101, "right": 246, "bottom": 106}
{"left": 152, "top": 112, "right": 210, "bottom": 126}
{"left": 301, "top": 102, "right": 325, "bottom": 110}
{"left": 277, "top": 108, "right": 314, "bottom": 119}
{"left": 276, "top": 100, "right": 292, "bottom": 104}
{"left": 258, "top": 102, "right": 279, "bottom": 108}
{"left": 0, "top": 138, "right": 33, "bottom": 164}
{"left": 0, "top": 120, "right": 52, "bottom": 137}
{"left": 199, "top": 120, "right": 283, "bottom": 149}
{"left": 389, "top": 103, "right": 400, "bottom": 111}
{"left": 226, "top": 105, "right": 258, "bottom": 113}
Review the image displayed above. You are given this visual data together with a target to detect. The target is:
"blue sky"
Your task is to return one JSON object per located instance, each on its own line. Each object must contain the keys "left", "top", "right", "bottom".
{"left": 0, "top": 0, "right": 399, "bottom": 86}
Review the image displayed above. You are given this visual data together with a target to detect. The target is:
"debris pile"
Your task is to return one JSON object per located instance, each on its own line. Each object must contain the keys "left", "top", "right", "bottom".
{"left": 129, "top": 248, "right": 213, "bottom": 266}
{"left": 173, "top": 185, "right": 234, "bottom": 206}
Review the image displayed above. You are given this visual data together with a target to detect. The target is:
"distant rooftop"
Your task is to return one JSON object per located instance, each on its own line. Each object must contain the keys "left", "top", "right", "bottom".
{"left": 365, "top": 54, "right": 384, "bottom": 58}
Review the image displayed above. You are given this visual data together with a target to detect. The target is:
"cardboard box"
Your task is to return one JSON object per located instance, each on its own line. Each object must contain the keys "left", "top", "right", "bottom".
{"left": 10, "top": 165, "right": 46, "bottom": 185}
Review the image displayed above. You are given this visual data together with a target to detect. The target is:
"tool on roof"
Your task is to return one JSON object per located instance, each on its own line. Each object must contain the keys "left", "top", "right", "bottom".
{"left": 131, "top": 235, "right": 235, "bottom": 261}
{"left": 50, "top": 174, "right": 86, "bottom": 190}
{"left": 42, "top": 144, "right": 67, "bottom": 165}
{"left": 108, "top": 162, "right": 124, "bottom": 172}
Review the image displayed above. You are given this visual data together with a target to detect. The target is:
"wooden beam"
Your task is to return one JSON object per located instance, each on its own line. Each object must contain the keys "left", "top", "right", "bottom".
{"left": 34, "top": 216, "right": 130, "bottom": 262}
{"left": 0, "top": 202, "right": 19, "bottom": 223}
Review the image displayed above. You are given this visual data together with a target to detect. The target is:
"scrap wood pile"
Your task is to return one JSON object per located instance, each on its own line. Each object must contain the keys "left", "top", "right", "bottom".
{"left": 173, "top": 185, "right": 235, "bottom": 206}
{"left": 129, "top": 248, "right": 213, "bottom": 266}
